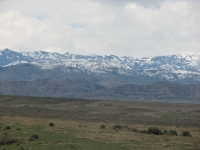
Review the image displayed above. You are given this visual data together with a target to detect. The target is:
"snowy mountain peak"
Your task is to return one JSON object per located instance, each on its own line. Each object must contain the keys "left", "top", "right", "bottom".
{"left": 1, "top": 49, "right": 200, "bottom": 84}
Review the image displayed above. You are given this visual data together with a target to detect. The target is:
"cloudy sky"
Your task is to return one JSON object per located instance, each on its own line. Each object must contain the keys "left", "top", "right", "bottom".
{"left": 0, "top": 0, "right": 199, "bottom": 57}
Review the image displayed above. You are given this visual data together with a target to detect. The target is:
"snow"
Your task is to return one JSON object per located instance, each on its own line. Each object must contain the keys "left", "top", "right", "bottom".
{"left": 1, "top": 49, "right": 200, "bottom": 82}
{"left": 3, "top": 61, "right": 29, "bottom": 67}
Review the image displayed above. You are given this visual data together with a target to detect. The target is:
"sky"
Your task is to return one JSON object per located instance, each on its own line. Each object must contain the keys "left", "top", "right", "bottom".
{"left": 0, "top": 0, "right": 199, "bottom": 57}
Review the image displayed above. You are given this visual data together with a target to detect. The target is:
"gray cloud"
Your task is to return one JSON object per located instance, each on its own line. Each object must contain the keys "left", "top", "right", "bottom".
{"left": 0, "top": 0, "right": 199, "bottom": 57}
{"left": 93, "top": 0, "right": 166, "bottom": 8}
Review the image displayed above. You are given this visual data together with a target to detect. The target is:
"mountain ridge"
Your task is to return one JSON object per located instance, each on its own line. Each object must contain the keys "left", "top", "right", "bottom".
{"left": 80, "top": 81, "right": 200, "bottom": 102}
{"left": 1, "top": 48, "right": 200, "bottom": 102}
{"left": 0, "top": 79, "right": 199, "bottom": 103}
{"left": 0, "top": 48, "right": 200, "bottom": 85}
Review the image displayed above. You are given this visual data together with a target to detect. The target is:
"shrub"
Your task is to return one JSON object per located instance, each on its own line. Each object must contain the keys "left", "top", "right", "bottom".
{"left": 113, "top": 125, "right": 122, "bottom": 130}
{"left": 100, "top": 124, "right": 105, "bottom": 129}
{"left": 139, "top": 130, "right": 147, "bottom": 134}
{"left": 28, "top": 134, "right": 39, "bottom": 141}
{"left": 182, "top": 131, "right": 191, "bottom": 136}
{"left": 49, "top": 123, "right": 54, "bottom": 127}
{"left": 147, "top": 127, "right": 163, "bottom": 135}
{"left": 164, "top": 130, "right": 168, "bottom": 134}
{"left": 0, "top": 134, "right": 20, "bottom": 145}
{"left": 132, "top": 128, "right": 138, "bottom": 132}
{"left": 5, "top": 126, "right": 11, "bottom": 130}
{"left": 31, "top": 134, "right": 39, "bottom": 139}
{"left": 168, "top": 130, "right": 178, "bottom": 136}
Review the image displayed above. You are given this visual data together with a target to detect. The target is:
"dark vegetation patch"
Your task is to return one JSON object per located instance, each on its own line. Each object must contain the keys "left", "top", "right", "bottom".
{"left": 112, "top": 125, "right": 181, "bottom": 136}
{"left": 5, "top": 126, "right": 11, "bottom": 130}
{"left": 0, "top": 133, "right": 22, "bottom": 145}
{"left": 113, "top": 125, "right": 123, "bottom": 130}
{"left": 28, "top": 134, "right": 39, "bottom": 141}
{"left": 147, "top": 127, "right": 163, "bottom": 135}
{"left": 49, "top": 122, "right": 54, "bottom": 127}
{"left": 167, "top": 130, "right": 178, "bottom": 136}
{"left": 182, "top": 131, "right": 191, "bottom": 136}
{"left": 100, "top": 124, "right": 105, "bottom": 129}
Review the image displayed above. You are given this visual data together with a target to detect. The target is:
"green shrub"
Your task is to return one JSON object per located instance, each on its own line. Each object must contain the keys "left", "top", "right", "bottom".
{"left": 147, "top": 127, "right": 163, "bottom": 135}
{"left": 5, "top": 126, "right": 11, "bottom": 130}
{"left": 182, "top": 131, "right": 191, "bottom": 136}
{"left": 168, "top": 130, "right": 178, "bottom": 136}
{"left": 139, "top": 130, "right": 147, "bottom": 134}
{"left": 164, "top": 130, "right": 168, "bottom": 134}
{"left": 100, "top": 124, "right": 105, "bottom": 129}
{"left": 31, "top": 134, "right": 39, "bottom": 139}
{"left": 0, "top": 134, "right": 21, "bottom": 145}
{"left": 113, "top": 125, "right": 122, "bottom": 130}
{"left": 49, "top": 123, "right": 54, "bottom": 127}
{"left": 28, "top": 134, "right": 39, "bottom": 141}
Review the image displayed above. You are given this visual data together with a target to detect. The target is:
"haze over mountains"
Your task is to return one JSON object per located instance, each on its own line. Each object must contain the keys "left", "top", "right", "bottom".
{"left": 0, "top": 48, "right": 200, "bottom": 102}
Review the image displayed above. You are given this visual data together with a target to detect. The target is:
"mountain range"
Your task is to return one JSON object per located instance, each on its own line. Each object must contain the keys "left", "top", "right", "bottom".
{"left": 0, "top": 48, "right": 200, "bottom": 102}
{"left": 0, "top": 79, "right": 199, "bottom": 103}
{"left": 1, "top": 48, "right": 200, "bottom": 85}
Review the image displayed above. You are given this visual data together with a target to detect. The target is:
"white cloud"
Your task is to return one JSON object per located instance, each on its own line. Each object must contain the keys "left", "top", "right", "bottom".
{"left": 0, "top": 0, "right": 199, "bottom": 57}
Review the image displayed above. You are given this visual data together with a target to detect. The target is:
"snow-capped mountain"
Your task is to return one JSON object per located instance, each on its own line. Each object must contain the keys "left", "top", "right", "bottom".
{"left": 1, "top": 48, "right": 200, "bottom": 84}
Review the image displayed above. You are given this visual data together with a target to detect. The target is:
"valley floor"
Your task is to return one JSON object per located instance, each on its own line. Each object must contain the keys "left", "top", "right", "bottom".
{"left": 0, "top": 96, "right": 200, "bottom": 150}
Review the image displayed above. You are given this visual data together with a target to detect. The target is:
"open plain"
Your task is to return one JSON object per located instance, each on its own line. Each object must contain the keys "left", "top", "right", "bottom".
{"left": 0, "top": 95, "right": 200, "bottom": 150}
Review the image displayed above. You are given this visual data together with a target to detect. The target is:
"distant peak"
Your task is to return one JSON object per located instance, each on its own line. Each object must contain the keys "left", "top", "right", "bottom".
{"left": 2, "top": 48, "right": 11, "bottom": 51}
{"left": 0, "top": 48, "right": 16, "bottom": 53}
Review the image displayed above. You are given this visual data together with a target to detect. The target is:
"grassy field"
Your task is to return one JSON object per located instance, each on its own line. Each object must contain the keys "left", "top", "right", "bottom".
{"left": 0, "top": 96, "right": 200, "bottom": 150}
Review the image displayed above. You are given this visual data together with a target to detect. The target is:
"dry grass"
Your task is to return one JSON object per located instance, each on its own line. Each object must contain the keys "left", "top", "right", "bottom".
{"left": 0, "top": 96, "right": 200, "bottom": 149}
{"left": 1, "top": 116, "right": 200, "bottom": 150}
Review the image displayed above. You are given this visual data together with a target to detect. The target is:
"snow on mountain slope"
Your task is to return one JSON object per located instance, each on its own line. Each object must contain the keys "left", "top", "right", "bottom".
{"left": 21, "top": 51, "right": 67, "bottom": 60}
{"left": 31, "top": 59, "right": 133, "bottom": 75}
{"left": 1, "top": 48, "right": 200, "bottom": 83}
